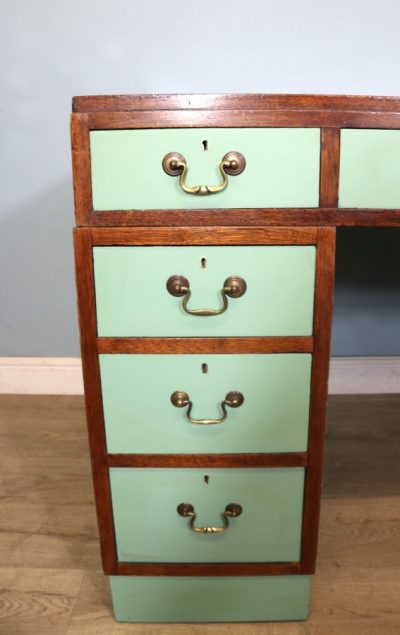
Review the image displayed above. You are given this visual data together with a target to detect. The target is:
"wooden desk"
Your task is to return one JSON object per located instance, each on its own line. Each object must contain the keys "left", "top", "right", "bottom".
{"left": 71, "top": 94, "right": 400, "bottom": 622}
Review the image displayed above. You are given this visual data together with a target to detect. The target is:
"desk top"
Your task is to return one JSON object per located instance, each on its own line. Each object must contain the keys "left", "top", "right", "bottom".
{"left": 71, "top": 94, "right": 400, "bottom": 227}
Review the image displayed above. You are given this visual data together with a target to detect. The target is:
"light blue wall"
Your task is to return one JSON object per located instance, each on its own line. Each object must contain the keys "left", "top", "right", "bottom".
{"left": 1, "top": 0, "right": 399, "bottom": 356}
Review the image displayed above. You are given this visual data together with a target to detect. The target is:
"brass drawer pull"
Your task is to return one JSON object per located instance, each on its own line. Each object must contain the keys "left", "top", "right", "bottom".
{"left": 170, "top": 390, "right": 244, "bottom": 425}
{"left": 166, "top": 275, "right": 247, "bottom": 316}
{"left": 162, "top": 151, "right": 246, "bottom": 195}
{"left": 177, "top": 502, "right": 243, "bottom": 533}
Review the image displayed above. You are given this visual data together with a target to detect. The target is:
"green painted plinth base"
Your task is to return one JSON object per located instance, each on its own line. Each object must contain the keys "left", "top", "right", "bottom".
{"left": 109, "top": 575, "right": 310, "bottom": 623}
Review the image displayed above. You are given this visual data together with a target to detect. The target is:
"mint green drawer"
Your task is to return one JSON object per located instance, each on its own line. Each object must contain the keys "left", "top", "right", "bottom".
{"left": 100, "top": 354, "right": 311, "bottom": 454}
{"left": 93, "top": 246, "right": 316, "bottom": 337}
{"left": 90, "top": 128, "right": 320, "bottom": 210}
{"left": 339, "top": 129, "right": 400, "bottom": 208}
{"left": 110, "top": 575, "right": 310, "bottom": 622}
{"left": 110, "top": 467, "right": 305, "bottom": 563}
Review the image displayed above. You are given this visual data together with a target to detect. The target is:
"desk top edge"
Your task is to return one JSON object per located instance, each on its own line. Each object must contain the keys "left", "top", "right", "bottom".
{"left": 72, "top": 93, "right": 400, "bottom": 113}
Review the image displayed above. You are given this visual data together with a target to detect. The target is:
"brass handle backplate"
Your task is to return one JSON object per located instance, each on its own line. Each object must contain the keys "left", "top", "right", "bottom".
{"left": 171, "top": 390, "right": 244, "bottom": 425}
{"left": 162, "top": 151, "right": 246, "bottom": 195}
{"left": 177, "top": 502, "right": 243, "bottom": 533}
{"left": 166, "top": 275, "right": 247, "bottom": 316}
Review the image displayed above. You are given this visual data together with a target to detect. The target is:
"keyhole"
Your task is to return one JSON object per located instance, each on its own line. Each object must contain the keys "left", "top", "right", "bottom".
{"left": 202, "top": 139, "right": 208, "bottom": 151}
{"left": 201, "top": 257, "right": 207, "bottom": 268}
{"left": 202, "top": 363, "right": 208, "bottom": 374}
{"left": 204, "top": 475, "right": 210, "bottom": 484}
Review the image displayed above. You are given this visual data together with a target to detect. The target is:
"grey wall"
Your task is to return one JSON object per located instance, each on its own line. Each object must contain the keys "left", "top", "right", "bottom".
{"left": 333, "top": 228, "right": 400, "bottom": 356}
{"left": 1, "top": 0, "right": 399, "bottom": 357}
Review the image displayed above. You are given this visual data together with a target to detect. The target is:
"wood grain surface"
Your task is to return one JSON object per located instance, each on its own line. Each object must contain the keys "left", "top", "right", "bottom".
{"left": 107, "top": 453, "right": 307, "bottom": 469}
{"left": 73, "top": 229, "right": 117, "bottom": 574}
{"left": 72, "top": 93, "right": 400, "bottom": 113}
{"left": 301, "top": 228, "right": 336, "bottom": 573}
{"left": 87, "top": 109, "right": 400, "bottom": 130}
{"left": 80, "top": 207, "right": 400, "bottom": 228}
{"left": 97, "top": 337, "right": 314, "bottom": 354}
{"left": 0, "top": 394, "right": 399, "bottom": 633}
{"left": 90, "top": 226, "right": 318, "bottom": 245}
{"left": 70, "top": 114, "right": 92, "bottom": 226}
{"left": 115, "top": 562, "right": 301, "bottom": 577}
{"left": 319, "top": 129, "right": 340, "bottom": 208}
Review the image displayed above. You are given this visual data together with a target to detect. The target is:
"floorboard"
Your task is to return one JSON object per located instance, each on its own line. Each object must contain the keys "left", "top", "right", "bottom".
{"left": 0, "top": 394, "right": 399, "bottom": 634}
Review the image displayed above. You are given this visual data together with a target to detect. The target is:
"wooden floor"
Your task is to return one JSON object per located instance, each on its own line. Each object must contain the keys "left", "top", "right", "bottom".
{"left": 0, "top": 395, "right": 399, "bottom": 634}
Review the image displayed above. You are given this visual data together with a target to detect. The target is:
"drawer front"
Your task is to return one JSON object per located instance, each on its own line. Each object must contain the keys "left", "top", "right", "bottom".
{"left": 110, "top": 467, "right": 305, "bottom": 563}
{"left": 93, "top": 246, "right": 316, "bottom": 337}
{"left": 339, "top": 129, "right": 400, "bottom": 208}
{"left": 90, "top": 128, "right": 320, "bottom": 210}
{"left": 100, "top": 354, "right": 311, "bottom": 454}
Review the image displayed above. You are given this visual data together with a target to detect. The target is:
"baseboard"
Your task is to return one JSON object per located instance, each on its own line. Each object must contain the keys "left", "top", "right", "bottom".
{"left": 0, "top": 357, "right": 399, "bottom": 395}
{"left": 328, "top": 356, "right": 400, "bottom": 394}
{"left": 0, "top": 358, "right": 84, "bottom": 395}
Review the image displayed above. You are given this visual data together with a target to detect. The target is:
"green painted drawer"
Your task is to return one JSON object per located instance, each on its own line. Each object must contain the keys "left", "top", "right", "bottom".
{"left": 100, "top": 354, "right": 311, "bottom": 454}
{"left": 110, "top": 467, "right": 305, "bottom": 563}
{"left": 339, "top": 129, "right": 400, "bottom": 208}
{"left": 93, "top": 246, "right": 316, "bottom": 336}
{"left": 109, "top": 575, "right": 310, "bottom": 622}
{"left": 90, "top": 128, "right": 320, "bottom": 210}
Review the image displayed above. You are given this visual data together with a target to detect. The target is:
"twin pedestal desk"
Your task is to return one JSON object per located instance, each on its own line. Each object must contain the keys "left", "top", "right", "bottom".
{"left": 71, "top": 94, "right": 400, "bottom": 623}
